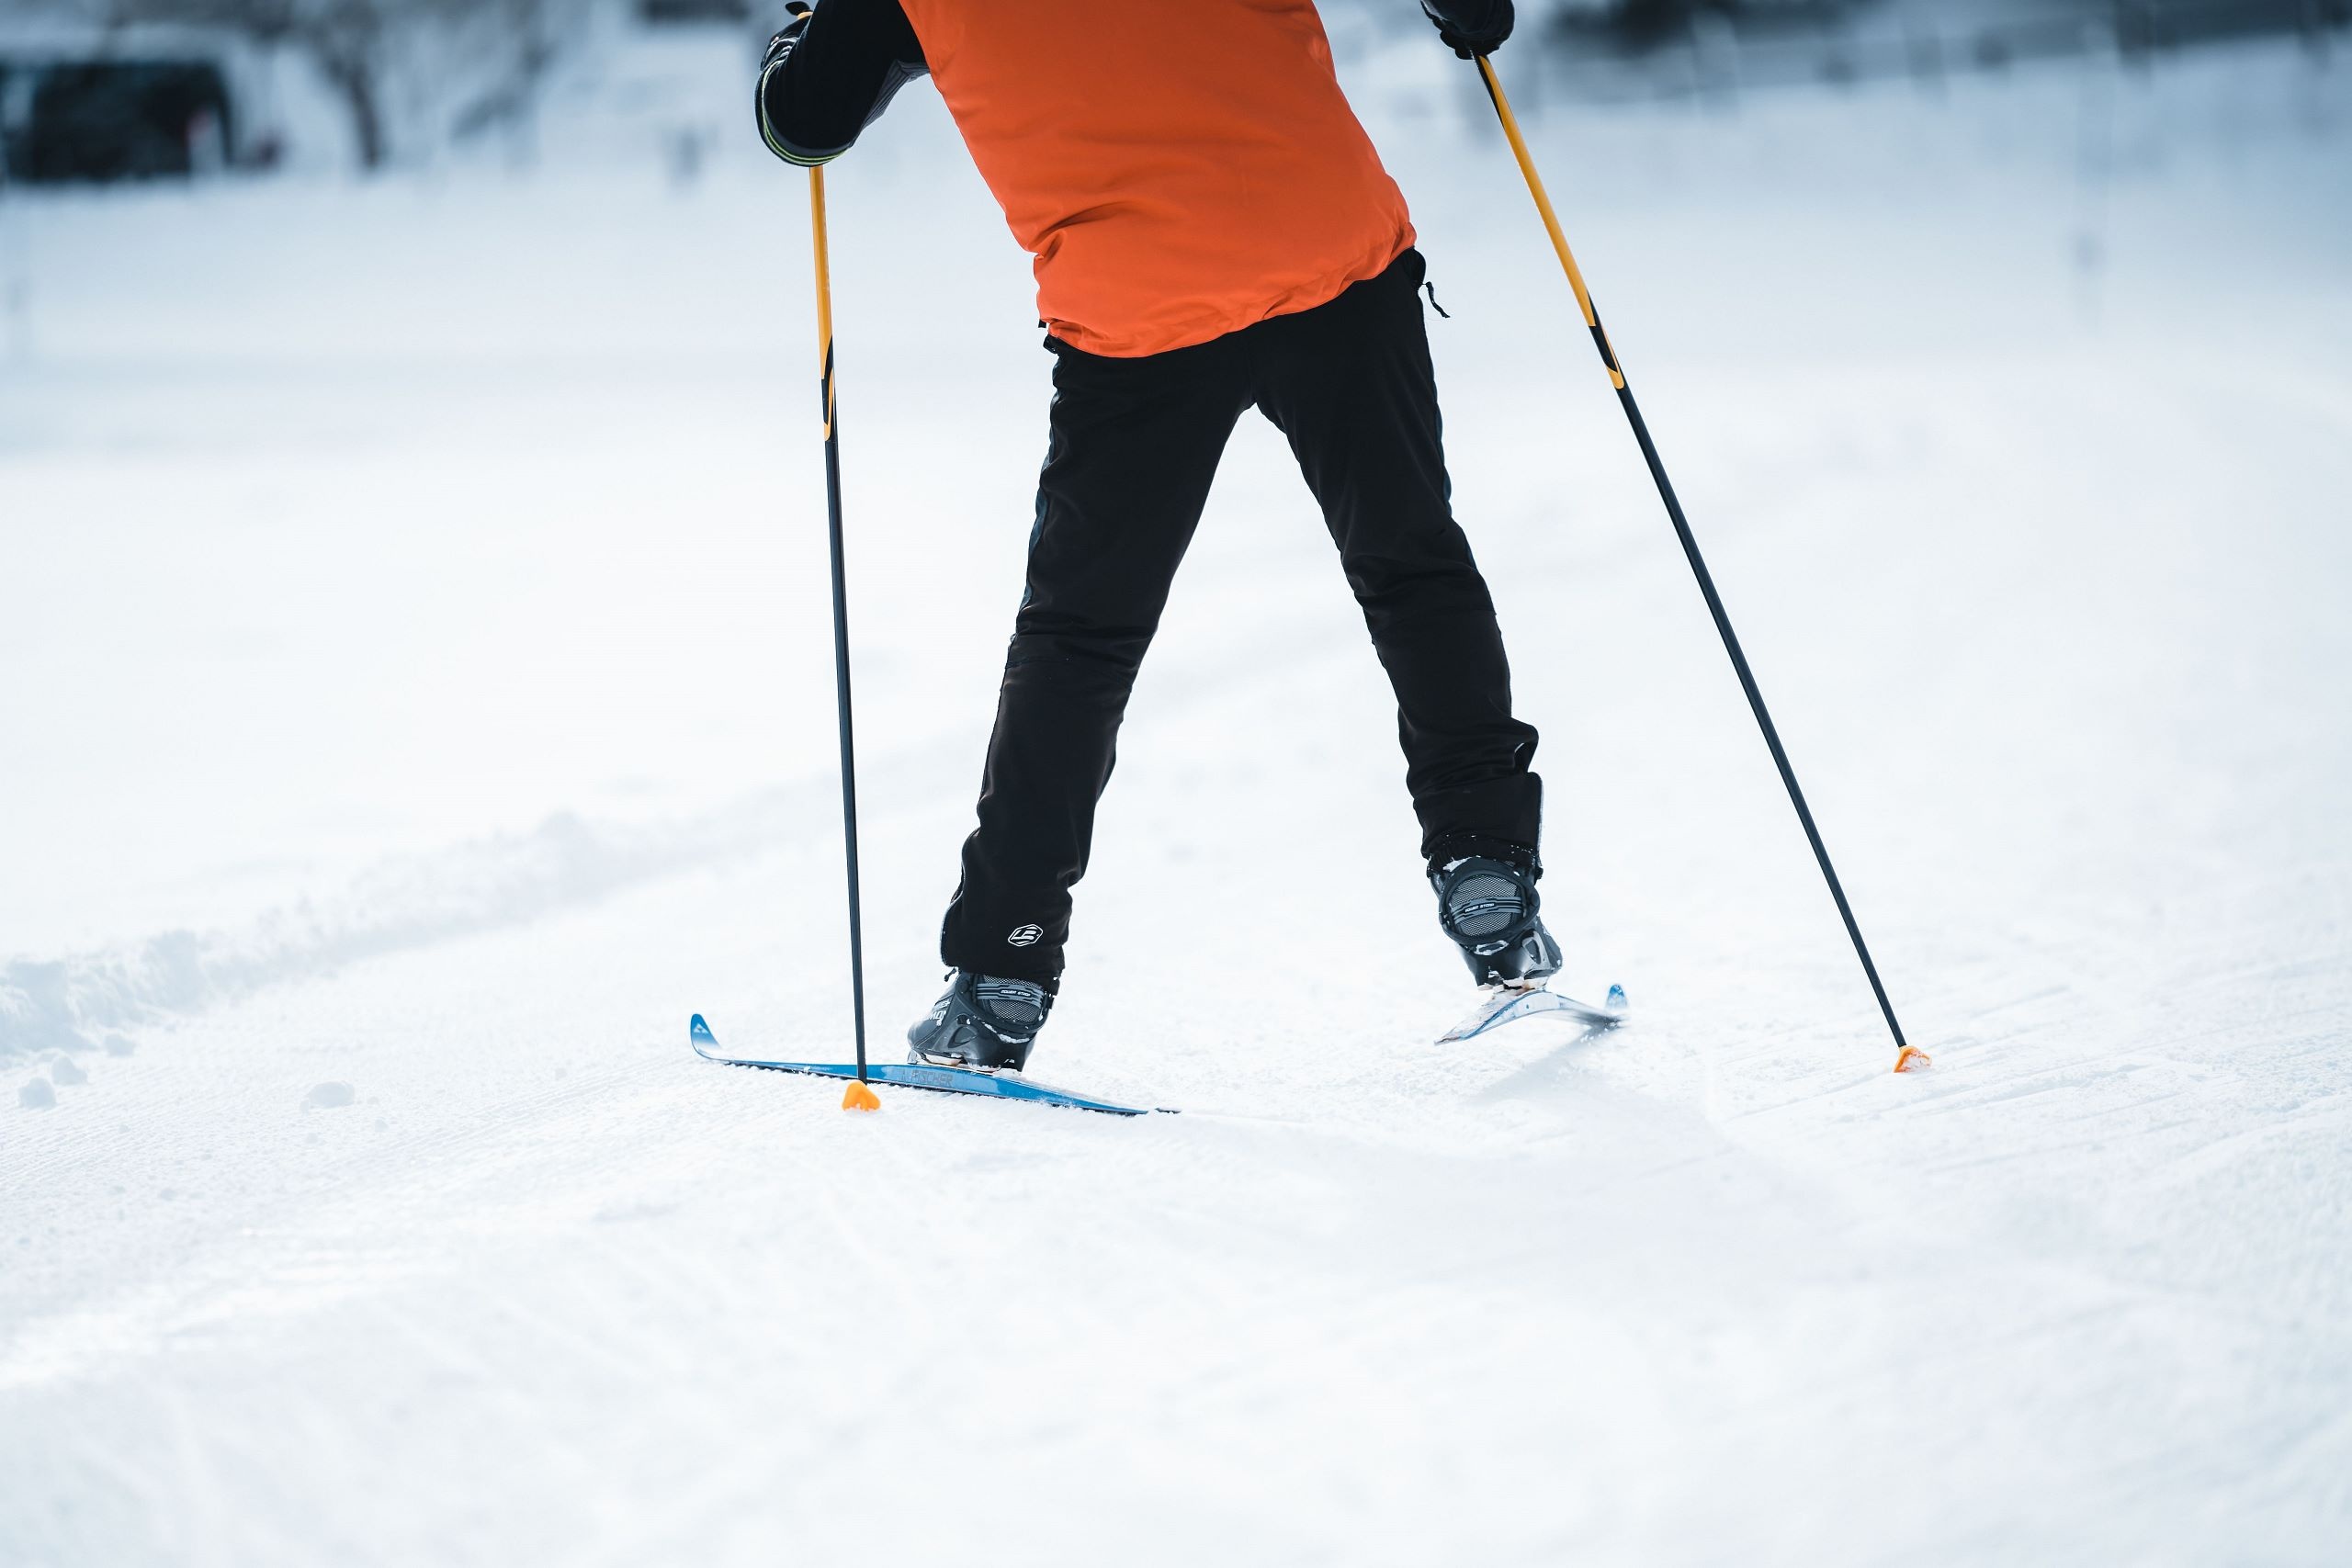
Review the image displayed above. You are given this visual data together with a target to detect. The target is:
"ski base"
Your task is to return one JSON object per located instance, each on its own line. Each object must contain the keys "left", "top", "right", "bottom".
{"left": 690, "top": 1015, "right": 1168, "bottom": 1117}
{"left": 1440, "top": 983, "right": 1628, "bottom": 1043}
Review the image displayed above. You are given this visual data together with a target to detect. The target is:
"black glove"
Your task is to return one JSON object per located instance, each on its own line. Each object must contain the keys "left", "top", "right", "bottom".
{"left": 758, "top": 0, "right": 928, "bottom": 167}
{"left": 762, "top": 2, "right": 814, "bottom": 78}
{"left": 1420, "top": 0, "right": 1514, "bottom": 60}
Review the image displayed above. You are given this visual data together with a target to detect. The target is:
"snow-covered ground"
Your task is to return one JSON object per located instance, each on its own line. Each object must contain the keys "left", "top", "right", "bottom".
{"left": 5, "top": 34, "right": 2350, "bottom": 1566}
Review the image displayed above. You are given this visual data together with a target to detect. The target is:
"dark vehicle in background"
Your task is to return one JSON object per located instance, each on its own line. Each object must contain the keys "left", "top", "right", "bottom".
{"left": 1, "top": 56, "right": 237, "bottom": 184}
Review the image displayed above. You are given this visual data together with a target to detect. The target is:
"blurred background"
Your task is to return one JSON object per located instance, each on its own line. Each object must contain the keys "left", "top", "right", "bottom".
{"left": 2, "top": 3, "right": 2343, "bottom": 179}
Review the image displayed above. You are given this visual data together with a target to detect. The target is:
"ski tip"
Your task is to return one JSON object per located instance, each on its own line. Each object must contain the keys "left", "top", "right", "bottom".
{"left": 1893, "top": 1043, "right": 1932, "bottom": 1074}
{"left": 689, "top": 1013, "right": 718, "bottom": 1053}
{"left": 1606, "top": 983, "right": 1627, "bottom": 1010}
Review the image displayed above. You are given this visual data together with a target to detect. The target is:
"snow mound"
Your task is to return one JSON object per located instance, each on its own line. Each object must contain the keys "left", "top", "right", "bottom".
{"left": 0, "top": 789, "right": 827, "bottom": 1066}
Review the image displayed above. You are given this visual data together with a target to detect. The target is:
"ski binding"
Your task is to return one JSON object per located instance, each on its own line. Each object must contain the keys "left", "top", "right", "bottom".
{"left": 690, "top": 1014, "right": 1169, "bottom": 1117}
{"left": 1440, "top": 983, "right": 1628, "bottom": 1043}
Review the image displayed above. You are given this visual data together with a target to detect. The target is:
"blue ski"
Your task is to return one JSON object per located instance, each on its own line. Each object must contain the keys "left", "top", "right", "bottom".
{"left": 1439, "top": 983, "right": 1628, "bottom": 1043}
{"left": 690, "top": 1014, "right": 1169, "bottom": 1117}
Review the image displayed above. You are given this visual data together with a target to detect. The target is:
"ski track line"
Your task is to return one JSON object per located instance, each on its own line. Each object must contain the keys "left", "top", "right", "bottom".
{"left": 0, "top": 526, "right": 1465, "bottom": 1076}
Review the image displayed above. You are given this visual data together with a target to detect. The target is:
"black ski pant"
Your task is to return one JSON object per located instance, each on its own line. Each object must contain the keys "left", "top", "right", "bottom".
{"left": 941, "top": 248, "right": 1541, "bottom": 987}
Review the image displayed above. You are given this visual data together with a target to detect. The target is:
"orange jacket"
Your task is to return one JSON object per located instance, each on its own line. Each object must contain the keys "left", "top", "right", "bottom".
{"left": 898, "top": 0, "right": 1414, "bottom": 357}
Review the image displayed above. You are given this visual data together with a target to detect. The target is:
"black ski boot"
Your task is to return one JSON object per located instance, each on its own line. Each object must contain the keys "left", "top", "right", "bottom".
{"left": 1431, "top": 854, "right": 1563, "bottom": 987}
{"left": 908, "top": 971, "right": 1052, "bottom": 1073}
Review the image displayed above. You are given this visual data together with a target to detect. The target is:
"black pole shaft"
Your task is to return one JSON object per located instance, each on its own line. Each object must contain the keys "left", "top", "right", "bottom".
{"left": 820, "top": 345, "right": 869, "bottom": 1083}
{"left": 808, "top": 164, "right": 871, "bottom": 1090}
{"left": 1611, "top": 383, "right": 1909, "bottom": 1053}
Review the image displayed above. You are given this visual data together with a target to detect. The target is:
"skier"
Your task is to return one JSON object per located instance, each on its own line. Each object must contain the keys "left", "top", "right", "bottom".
{"left": 759, "top": 0, "right": 1555, "bottom": 1074}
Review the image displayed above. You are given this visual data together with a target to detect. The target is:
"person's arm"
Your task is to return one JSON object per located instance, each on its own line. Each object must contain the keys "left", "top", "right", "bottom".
{"left": 756, "top": 0, "right": 928, "bottom": 167}
{"left": 1420, "top": 0, "right": 1514, "bottom": 58}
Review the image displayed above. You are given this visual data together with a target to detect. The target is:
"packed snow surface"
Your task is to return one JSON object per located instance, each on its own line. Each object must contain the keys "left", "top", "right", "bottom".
{"left": 4, "top": 37, "right": 2350, "bottom": 1567}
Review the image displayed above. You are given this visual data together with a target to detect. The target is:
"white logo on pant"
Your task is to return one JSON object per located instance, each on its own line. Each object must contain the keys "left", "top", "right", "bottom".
{"left": 1007, "top": 924, "right": 1043, "bottom": 948}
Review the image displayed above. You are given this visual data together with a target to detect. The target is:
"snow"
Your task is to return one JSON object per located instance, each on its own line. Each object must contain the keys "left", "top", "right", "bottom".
{"left": 4, "top": 34, "right": 2351, "bottom": 1567}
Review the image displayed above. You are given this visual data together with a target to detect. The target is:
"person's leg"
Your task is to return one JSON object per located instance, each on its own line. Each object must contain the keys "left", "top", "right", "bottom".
{"left": 1251, "top": 248, "right": 1543, "bottom": 868}
{"left": 940, "top": 336, "right": 1251, "bottom": 986}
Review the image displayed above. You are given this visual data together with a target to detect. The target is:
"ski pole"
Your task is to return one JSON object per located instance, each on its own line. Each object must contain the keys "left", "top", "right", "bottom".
{"left": 808, "top": 164, "right": 881, "bottom": 1111}
{"left": 1474, "top": 56, "right": 1927, "bottom": 1074}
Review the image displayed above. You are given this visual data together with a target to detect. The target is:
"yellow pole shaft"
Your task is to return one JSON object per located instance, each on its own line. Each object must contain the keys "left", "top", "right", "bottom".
{"left": 810, "top": 165, "right": 835, "bottom": 436}
{"left": 1476, "top": 55, "right": 1623, "bottom": 389}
